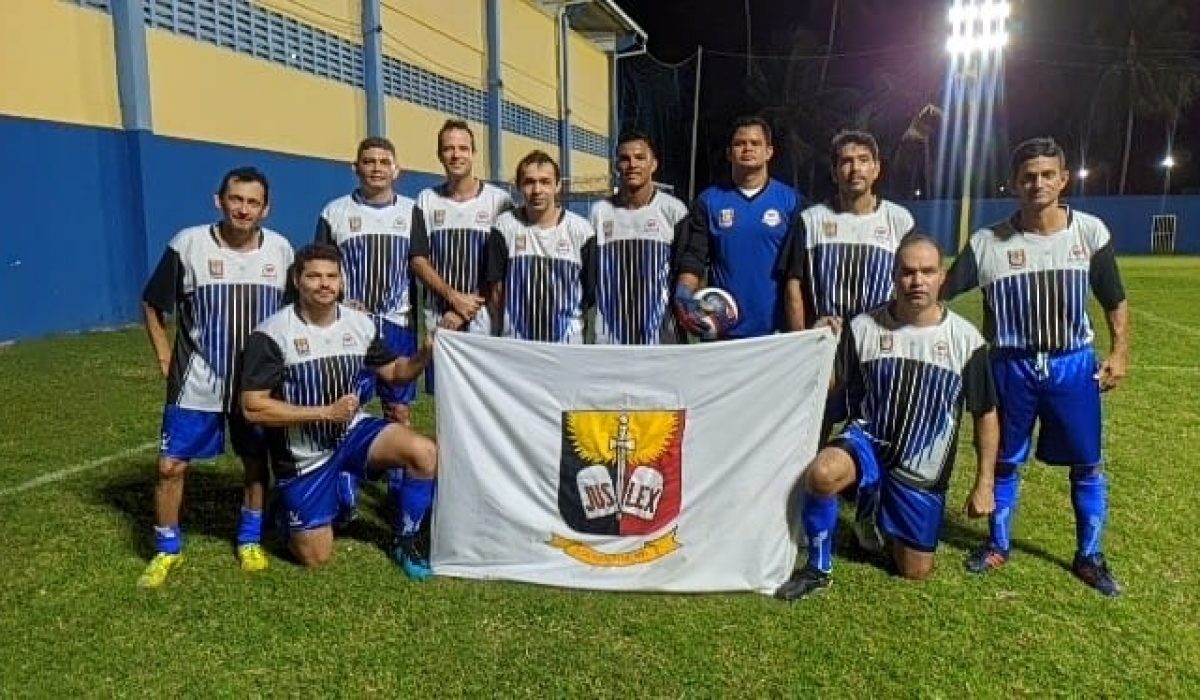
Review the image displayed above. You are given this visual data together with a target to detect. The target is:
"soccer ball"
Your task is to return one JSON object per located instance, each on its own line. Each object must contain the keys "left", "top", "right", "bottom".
{"left": 693, "top": 287, "right": 740, "bottom": 340}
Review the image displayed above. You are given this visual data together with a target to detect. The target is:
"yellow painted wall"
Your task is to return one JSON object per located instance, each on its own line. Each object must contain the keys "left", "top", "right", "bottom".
{"left": 500, "top": 0, "right": 558, "bottom": 119}
{"left": 148, "top": 30, "right": 364, "bottom": 160}
{"left": 385, "top": 97, "right": 491, "bottom": 176}
{"left": 381, "top": 0, "right": 486, "bottom": 89}
{"left": 571, "top": 151, "right": 612, "bottom": 192}
{"left": 568, "top": 33, "right": 609, "bottom": 137}
{"left": 0, "top": 0, "right": 120, "bottom": 128}
{"left": 253, "top": 0, "right": 360, "bottom": 43}
{"left": 501, "top": 137, "right": 610, "bottom": 190}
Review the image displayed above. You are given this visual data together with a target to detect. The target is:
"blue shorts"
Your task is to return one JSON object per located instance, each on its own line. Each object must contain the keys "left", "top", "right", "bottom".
{"left": 833, "top": 423, "right": 946, "bottom": 553}
{"left": 275, "top": 417, "right": 390, "bottom": 533}
{"left": 160, "top": 405, "right": 266, "bottom": 461}
{"left": 373, "top": 320, "right": 417, "bottom": 407}
{"left": 991, "top": 347, "right": 1102, "bottom": 468}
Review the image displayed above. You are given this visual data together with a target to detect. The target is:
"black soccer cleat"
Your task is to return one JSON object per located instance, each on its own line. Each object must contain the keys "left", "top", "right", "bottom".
{"left": 774, "top": 567, "right": 832, "bottom": 602}
{"left": 1072, "top": 553, "right": 1122, "bottom": 598}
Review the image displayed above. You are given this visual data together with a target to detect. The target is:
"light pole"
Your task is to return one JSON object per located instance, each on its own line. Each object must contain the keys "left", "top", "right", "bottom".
{"left": 947, "top": 0, "right": 1010, "bottom": 249}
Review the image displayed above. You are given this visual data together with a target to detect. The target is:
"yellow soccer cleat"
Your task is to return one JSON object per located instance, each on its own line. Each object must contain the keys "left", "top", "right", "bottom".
{"left": 237, "top": 543, "right": 270, "bottom": 573}
{"left": 137, "top": 552, "right": 183, "bottom": 589}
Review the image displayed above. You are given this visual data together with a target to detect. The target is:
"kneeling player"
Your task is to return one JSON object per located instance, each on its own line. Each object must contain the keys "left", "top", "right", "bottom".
{"left": 240, "top": 243, "right": 437, "bottom": 578}
{"left": 776, "top": 234, "right": 998, "bottom": 600}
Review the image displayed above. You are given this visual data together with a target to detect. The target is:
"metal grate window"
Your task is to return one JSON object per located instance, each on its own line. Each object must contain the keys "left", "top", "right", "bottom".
{"left": 71, "top": 0, "right": 112, "bottom": 10}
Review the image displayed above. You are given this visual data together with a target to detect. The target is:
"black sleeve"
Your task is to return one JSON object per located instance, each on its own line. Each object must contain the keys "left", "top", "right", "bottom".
{"left": 840, "top": 326, "right": 865, "bottom": 416}
{"left": 962, "top": 344, "right": 998, "bottom": 416}
{"left": 675, "top": 197, "right": 710, "bottom": 278}
{"left": 409, "top": 206, "right": 430, "bottom": 259}
{"left": 580, "top": 237, "right": 597, "bottom": 310}
{"left": 941, "top": 244, "right": 979, "bottom": 300}
{"left": 777, "top": 214, "right": 808, "bottom": 280}
{"left": 365, "top": 330, "right": 400, "bottom": 369}
{"left": 483, "top": 228, "right": 509, "bottom": 284}
{"left": 142, "top": 247, "right": 184, "bottom": 314}
{"left": 240, "top": 332, "right": 286, "bottom": 392}
{"left": 314, "top": 215, "right": 333, "bottom": 244}
{"left": 1088, "top": 242, "right": 1126, "bottom": 310}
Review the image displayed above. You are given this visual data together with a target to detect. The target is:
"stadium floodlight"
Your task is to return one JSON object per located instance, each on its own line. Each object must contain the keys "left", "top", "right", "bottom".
{"left": 1077, "top": 167, "right": 1090, "bottom": 180}
{"left": 1162, "top": 155, "right": 1176, "bottom": 169}
{"left": 946, "top": 0, "right": 1011, "bottom": 57}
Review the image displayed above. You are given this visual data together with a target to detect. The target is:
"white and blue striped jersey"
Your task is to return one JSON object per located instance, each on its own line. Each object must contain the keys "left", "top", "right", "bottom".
{"left": 412, "top": 182, "right": 512, "bottom": 334}
{"left": 944, "top": 207, "right": 1126, "bottom": 352}
{"left": 783, "top": 199, "right": 914, "bottom": 320}
{"left": 240, "top": 304, "right": 397, "bottom": 478}
{"left": 589, "top": 192, "right": 688, "bottom": 344}
{"left": 842, "top": 305, "right": 995, "bottom": 491}
{"left": 143, "top": 225, "right": 293, "bottom": 412}
{"left": 315, "top": 193, "right": 424, "bottom": 328}
{"left": 484, "top": 209, "right": 597, "bottom": 343}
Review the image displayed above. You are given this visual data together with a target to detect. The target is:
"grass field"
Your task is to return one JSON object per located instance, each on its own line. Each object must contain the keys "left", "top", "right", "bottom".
{"left": 1, "top": 257, "right": 1198, "bottom": 697}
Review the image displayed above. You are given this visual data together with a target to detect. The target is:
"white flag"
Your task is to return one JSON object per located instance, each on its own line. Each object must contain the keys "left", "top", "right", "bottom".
{"left": 431, "top": 330, "right": 836, "bottom": 594}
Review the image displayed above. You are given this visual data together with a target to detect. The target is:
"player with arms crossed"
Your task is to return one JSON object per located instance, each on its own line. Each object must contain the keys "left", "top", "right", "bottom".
{"left": 589, "top": 130, "right": 688, "bottom": 344}
{"left": 240, "top": 243, "right": 437, "bottom": 578}
{"left": 943, "top": 137, "right": 1130, "bottom": 597}
{"left": 674, "top": 116, "right": 802, "bottom": 340}
{"left": 485, "top": 150, "right": 596, "bottom": 343}
{"left": 775, "top": 234, "right": 999, "bottom": 600}
{"left": 140, "top": 167, "right": 294, "bottom": 587}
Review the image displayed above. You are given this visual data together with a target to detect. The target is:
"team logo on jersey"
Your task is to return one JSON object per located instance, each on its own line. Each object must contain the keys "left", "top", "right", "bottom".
{"left": 433, "top": 210, "right": 446, "bottom": 226}
{"left": 645, "top": 219, "right": 660, "bottom": 233}
{"left": 718, "top": 208, "right": 735, "bottom": 229}
{"left": 822, "top": 221, "right": 838, "bottom": 238}
{"left": 874, "top": 226, "right": 890, "bottom": 240}
{"left": 879, "top": 333, "right": 894, "bottom": 354}
{"left": 208, "top": 259, "right": 224, "bottom": 278}
{"left": 603, "top": 221, "right": 614, "bottom": 240}
{"left": 553, "top": 410, "right": 685, "bottom": 567}
{"left": 342, "top": 332, "right": 357, "bottom": 349}
{"left": 392, "top": 217, "right": 408, "bottom": 232}
{"left": 934, "top": 340, "right": 949, "bottom": 360}
{"left": 293, "top": 337, "right": 310, "bottom": 356}
{"left": 1007, "top": 249, "right": 1026, "bottom": 269}
{"left": 475, "top": 209, "right": 491, "bottom": 224}
{"left": 349, "top": 216, "right": 362, "bottom": 233}
{"left": 556, "top": 237, "right": 572, "bottom": 254}
{"left": 261, "top": 264, "right": 277, "bottom": 280}
{"left": 1070, "top": 244, "right": 1086, "bottom": 260}
{"left": 515, "top": 233, "right": 528, "bottom": 252}
{"left": 762, "top": 208, "right": 782, "bottom": 227}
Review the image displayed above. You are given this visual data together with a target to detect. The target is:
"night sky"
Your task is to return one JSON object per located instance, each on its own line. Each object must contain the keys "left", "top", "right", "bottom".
{"left": 615, "top": 0, "right": 1200, "bottom": 198}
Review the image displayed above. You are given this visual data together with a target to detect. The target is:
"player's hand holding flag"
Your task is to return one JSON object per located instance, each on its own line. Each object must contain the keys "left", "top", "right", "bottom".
{"left": 323, "top": 394, "right": 360, "bottom": 424}
{"left": 813, "top": 315, "right": 843, "bottom": 337}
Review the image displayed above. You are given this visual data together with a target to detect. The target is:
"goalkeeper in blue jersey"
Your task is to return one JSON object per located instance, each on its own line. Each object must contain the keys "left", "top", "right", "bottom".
{"left": 674, "top": 116, "right": 803, "bottom": 339}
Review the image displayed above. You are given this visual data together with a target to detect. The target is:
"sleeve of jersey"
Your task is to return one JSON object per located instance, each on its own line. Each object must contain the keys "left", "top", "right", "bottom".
{"left": 409, "top": 206, "right": 431, "bottom": 259}
{"left": 675, "top": 197, "right": 710, "bottom": 277}
{"left": 1088, "top": 243, "right": 1126, "bottom": 310}
{"left": 942, "top": 240, "right": 980, "bottom": 300}
{"left": 240, "top": 331, "right": 286, "bottom": 392}
{"left": 483, "top": 228, "right": 509, "bottom": 284}
{"left": 365, "top": 331, "right": 400, "bottom": 369}
{"left": 580, "top": 238, "right": 597, "bottom": 309}
{"left": 962, "top": 344, "right": 998, "bottom": 416}
{"left": 840, "top": 326, "right": 865, "bottom": 415}
{"left": 314, "top": 215, "right": 333, "bottom": 244}
{"left": 142, "top": 247, "right": 184, "bottom": 313}
{"left": 777, "top": 214, "right": 808, "bottom": 280}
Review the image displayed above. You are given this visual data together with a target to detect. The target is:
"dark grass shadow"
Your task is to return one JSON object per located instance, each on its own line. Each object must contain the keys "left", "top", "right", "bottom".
{"left": 96, "top": 463, "right": 395, "bottom": 563}
{"left": 938, "top": 516, "right": 1073, "bottom": 572}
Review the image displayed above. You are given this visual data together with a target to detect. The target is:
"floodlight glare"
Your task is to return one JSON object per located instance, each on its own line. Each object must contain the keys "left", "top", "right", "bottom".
{"left": 1077, "top": 167, "right": 1090, "bottom": 180}
{"left": 1162, "top": 155, "right": 1176, "bottom": 169}
{"left": 946, "top": 0, "right": 1011, "bottom": 57}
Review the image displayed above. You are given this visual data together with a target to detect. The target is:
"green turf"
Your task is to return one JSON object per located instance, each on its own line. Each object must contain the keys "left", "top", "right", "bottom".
{"left": 1, "top": 257, "right": 1197, "bottom": 696}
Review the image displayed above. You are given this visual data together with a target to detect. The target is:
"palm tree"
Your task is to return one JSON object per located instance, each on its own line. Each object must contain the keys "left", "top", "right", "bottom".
{"left": 1087, "top": 0, "right": 1200, "bottom": 193}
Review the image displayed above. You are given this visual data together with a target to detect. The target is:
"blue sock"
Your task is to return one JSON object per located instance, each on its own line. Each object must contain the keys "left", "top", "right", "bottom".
{"left": 990, "top": 463, "right": 1020, "bottom": 553}
{"left": 802, "top": 492, "right": 839, "bottom": 574}
{"left": 396, "top": 475, "right": 435, "bottom": 539}
{"left": 237, "top": 507, "right": 263, "bottom": 546}
{"left": 154, "top": 524, "right": 182, "bottom": 555}
{"left": 386, "top": 469, "right": 405, "bottom": 530}
{"left": 1070, "top": 466, "right": 1108, "bottom": 558}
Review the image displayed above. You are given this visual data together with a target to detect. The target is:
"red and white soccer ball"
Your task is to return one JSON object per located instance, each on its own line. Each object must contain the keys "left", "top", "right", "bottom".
{"left": 693, "top": 287, "right": 739, "bottom": 340}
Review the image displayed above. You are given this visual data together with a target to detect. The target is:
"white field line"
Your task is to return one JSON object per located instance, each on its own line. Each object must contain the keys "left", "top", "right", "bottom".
{"left": 1132, "top": 308, "right": 1200, "bottom": 338}
{"left": 0, "top": 441, "right": 157, "bottom": 499}
{"left": 1137, "top": 364, "right": 1200, "bottom": 374}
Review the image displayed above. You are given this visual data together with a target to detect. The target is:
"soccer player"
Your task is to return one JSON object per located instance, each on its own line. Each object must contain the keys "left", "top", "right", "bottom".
{"left": 942, "top": 137, "right": 1130, "bottom": 596}
{"left": 775, "top": 233, "right": 999, "bottom": 600}
{"left": 484, "top": 150, "right": 596, "bottom": 343}
{"left": 779, "top": 129, "right": 916, "bottom": 550}
{"left": 140, "top": 167, "right": 294, "bottom": 588}
{"left": 674, "top": 116, "right": 803, "bottom": 339}
{"left": 589, "top": 130, "right": 689, "bottom": 344}
{"left": 240, "top": 243, "right": 437, "bottom": 578}
{"left": 314, "top": 137, "right": 422, "bottom": 424}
